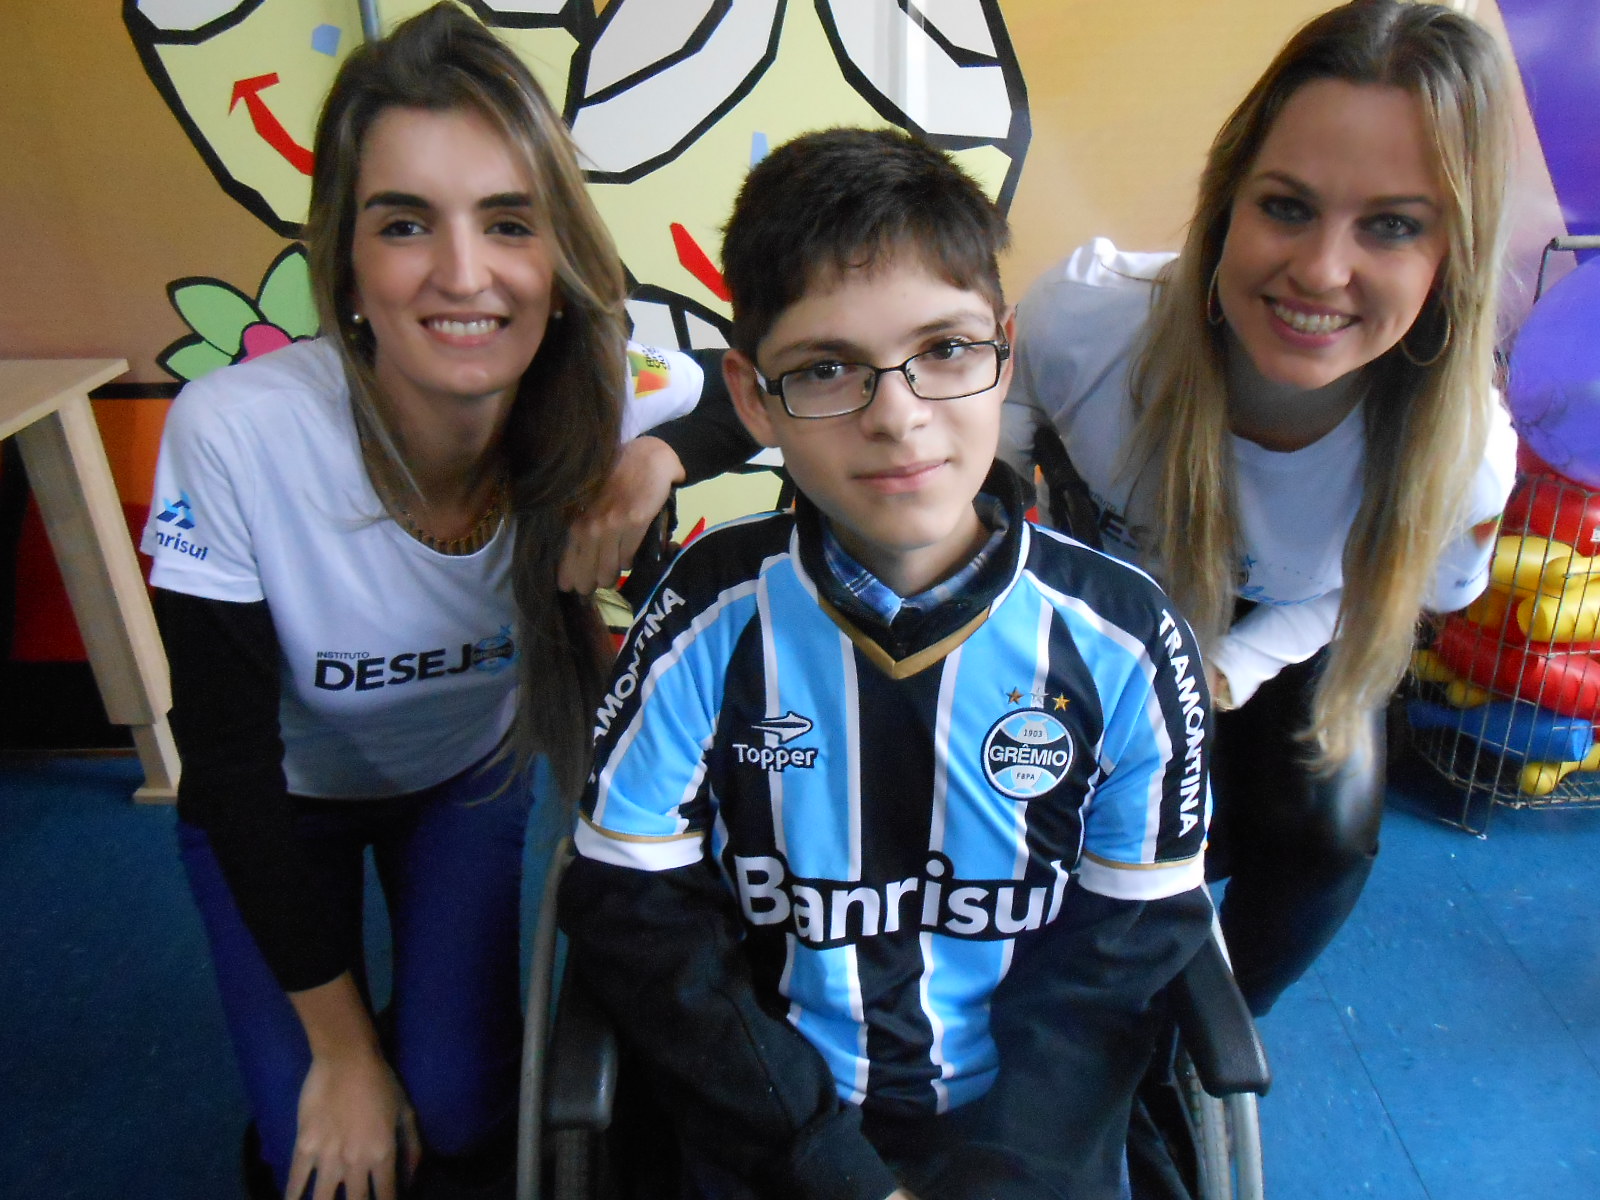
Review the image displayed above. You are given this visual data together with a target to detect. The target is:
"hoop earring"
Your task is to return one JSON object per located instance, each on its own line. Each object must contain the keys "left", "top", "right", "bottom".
{"left": 1400, "top": 307, "right": 1452, "bottom": 368}
{"left": 1206, "top": 266, "right": 1225, "bottom": 327}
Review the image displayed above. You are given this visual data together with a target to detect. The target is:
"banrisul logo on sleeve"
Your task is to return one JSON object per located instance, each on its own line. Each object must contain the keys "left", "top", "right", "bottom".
{"left": 152, "top": 492, "right": 209, "bottom": 561}
{"left": 983, "top": 708, "right": 1075, "bottom": 800}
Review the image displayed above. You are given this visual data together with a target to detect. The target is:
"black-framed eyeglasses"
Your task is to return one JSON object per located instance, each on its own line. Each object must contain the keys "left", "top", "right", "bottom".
{"left": 757, "top": 338, "right": 1011, "bottom": 420}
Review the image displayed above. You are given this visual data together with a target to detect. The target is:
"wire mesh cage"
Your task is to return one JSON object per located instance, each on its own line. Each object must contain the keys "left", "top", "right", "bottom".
{"left": 1408, "top": 467, "right": 1600, "bottom": 834}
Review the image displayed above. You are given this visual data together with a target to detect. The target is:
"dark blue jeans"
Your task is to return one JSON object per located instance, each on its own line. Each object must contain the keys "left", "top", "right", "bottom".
{"left": 179, "top": 754, "right": 561, "bottom": 1192}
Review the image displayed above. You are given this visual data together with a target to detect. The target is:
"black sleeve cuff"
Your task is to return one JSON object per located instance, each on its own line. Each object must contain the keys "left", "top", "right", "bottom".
{"left": 649, "top": 348, "right": 760, "bottom": 485}
{"left": 784, "top": 1106, "right": 903, "bottom": 1200}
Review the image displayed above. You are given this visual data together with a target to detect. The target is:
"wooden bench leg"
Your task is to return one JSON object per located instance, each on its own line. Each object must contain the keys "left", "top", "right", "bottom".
{"left": 15, "top": 392, "right": 180, "bottom": 804}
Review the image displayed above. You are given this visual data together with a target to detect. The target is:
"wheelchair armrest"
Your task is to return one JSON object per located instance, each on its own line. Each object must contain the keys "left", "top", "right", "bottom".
{"left": 543, "top": 964, "right": 620, "bottom": 1132}
{"left": 1169, "top": 935, "right": 1272, "bottom": 1096}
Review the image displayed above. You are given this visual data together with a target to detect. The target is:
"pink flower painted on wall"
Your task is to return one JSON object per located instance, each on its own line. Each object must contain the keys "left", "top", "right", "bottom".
{"left": 158, "top": 245, "right": 317, "bottom": 381}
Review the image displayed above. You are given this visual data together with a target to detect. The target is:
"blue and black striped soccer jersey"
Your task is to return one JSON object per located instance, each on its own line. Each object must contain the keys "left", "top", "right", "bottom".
{"left": 576, "top": 474, "right": 1209, "bottom": 1117}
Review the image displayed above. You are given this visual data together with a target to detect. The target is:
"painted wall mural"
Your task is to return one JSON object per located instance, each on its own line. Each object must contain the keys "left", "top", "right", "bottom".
{"left": 128, "top": 0, "right": 1030, "bottom": 362}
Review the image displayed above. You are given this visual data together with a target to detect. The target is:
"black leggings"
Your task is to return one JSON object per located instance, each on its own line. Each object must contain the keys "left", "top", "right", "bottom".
{"left": 1206, "top": 654, "right": 1385, "bottom": 1016}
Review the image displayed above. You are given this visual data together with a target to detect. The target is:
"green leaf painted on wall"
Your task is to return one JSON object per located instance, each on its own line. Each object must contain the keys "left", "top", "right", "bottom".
{"left": 257, "top": 248, "right": 317, "bottom": 339}
{"left": 171, "top": 282, "right": 261, "bottom": 357}
{"left": 162, "top": 339, "right": 234, "bottom": 382}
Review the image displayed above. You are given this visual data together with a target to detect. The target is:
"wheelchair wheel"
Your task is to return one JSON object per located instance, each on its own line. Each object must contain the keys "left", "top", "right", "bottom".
{"left": 1177, "top": 1050, "right": 1266, "bottom": 1200}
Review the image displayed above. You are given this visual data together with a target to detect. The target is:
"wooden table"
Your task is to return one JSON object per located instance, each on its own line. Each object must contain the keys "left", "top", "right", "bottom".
{"left": 1, "top": 359, "right": 179, "bottom": 802}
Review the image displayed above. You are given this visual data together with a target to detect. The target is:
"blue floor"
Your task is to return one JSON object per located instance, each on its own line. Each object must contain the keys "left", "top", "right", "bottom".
{"left": 1256, "top": 758, "right": 1600, "bottom": 1199}
{"left": 1, "top": 752, "right": 1597, "bottom": 1198}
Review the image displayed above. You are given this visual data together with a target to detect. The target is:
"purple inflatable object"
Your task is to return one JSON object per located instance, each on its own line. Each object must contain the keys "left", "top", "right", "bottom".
{"left": 1509, "top": 257, "right": 1600, "bottom": 487}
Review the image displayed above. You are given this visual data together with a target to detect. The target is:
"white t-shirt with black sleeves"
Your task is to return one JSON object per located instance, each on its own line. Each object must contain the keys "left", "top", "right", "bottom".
{"left": 143, "top": 336, "right": 703, "bottom": 798}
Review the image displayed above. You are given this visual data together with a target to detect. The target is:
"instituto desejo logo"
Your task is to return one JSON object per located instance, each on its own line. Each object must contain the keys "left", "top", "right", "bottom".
{"left": 983, "top": 708, "right": 1074, "bottom": 800}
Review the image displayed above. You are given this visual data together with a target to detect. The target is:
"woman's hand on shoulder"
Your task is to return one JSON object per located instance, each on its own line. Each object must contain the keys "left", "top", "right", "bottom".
{"left": 1207, "top": 664, "right": 1235, "bottom": 712}
{"left": 287, "top": 1046, "right": 420, "bottom": 1200}
{"left": 559, "top": 435, "right": 685, "bottom": 595}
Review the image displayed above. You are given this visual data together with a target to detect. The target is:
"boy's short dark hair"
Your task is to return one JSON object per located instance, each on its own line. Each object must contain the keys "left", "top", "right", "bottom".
{"left": 721, "top": 127, "right": 1011, "bottom": 359}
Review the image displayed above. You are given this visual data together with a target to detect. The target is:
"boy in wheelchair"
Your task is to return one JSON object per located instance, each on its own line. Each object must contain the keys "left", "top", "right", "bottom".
{"left": 558, "top": 127, "right": 1215, "bottom": 1200}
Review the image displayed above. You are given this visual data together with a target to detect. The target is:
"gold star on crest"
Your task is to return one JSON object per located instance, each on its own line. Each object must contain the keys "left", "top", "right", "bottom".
{"left": 1006, "top": 688, "right": 1023, "bottom": 704}
{"left": 1053, "top": 694, "right": 1070, "bottom": 711}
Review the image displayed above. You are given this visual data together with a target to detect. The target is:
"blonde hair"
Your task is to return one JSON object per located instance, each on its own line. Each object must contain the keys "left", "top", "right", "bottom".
{"left": 1127, "top": 0, "right": 1512, "bottom": 767}
{"left": 303, "top": 2, "right": 629, "bottom": 800}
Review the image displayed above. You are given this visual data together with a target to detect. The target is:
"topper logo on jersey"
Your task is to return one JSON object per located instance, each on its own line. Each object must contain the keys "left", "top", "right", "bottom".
{"left": 983, "top": 708, "right": 1074, "bottom": 800}
{"left": 730, "top": 711, "right": 818, "bottom": 772}
{"left": 152, "top": 492, "right": 208, "bottom": 560}
{"left": 733, "top": 851, "right": 1072, "bottom": 949}
{"left": 313, "top": 628, "right": 516, "bottom": 692}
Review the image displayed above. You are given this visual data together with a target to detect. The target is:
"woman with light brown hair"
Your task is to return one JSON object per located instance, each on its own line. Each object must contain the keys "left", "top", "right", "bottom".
{"left": 143, "top": 4, "right": 737, "bottom": 1196}
{"left": 1003, "top": 0, "right": 1518, "bottom": 1015}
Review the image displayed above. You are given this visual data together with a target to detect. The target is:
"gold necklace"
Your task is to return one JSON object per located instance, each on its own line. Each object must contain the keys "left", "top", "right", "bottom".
{"left": 390, "top": 478, "right": 509, "bottom": 556}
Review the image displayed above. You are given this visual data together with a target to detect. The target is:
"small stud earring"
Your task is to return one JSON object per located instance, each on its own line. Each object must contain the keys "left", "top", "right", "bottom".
{"left": 351, "top": 312, "right": 365, "bottom": 325}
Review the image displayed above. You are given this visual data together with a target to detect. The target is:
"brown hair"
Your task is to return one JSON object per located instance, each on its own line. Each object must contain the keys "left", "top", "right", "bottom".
{"left": 303, "top": 1, "right": 629, "bottom": 800}
{"left": 1127, "top": 0, "right": 1513, "bottom": 766}
{"left": 721, "top": 127, "right": 1010, "bottom": 359}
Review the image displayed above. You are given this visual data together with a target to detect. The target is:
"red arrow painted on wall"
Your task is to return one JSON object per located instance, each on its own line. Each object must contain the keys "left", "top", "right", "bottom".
{"left": 229, "top": 73, "right": 315, "bottom": 176}
{"left": 670, "top": 222, "right": 731, "bottom": 302}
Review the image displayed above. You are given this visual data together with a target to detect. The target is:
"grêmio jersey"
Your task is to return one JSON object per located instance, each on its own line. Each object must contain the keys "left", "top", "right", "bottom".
{"left": 142, "top": 336, "right": 702, "bottom": 798}
{"left": 576, "top": 466, "right": 1209, "bottom": 1115}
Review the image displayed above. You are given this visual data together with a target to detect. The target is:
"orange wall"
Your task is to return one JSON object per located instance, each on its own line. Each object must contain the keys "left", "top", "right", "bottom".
{"left": 0, "top": 7, "right": 285, "bottom": 383}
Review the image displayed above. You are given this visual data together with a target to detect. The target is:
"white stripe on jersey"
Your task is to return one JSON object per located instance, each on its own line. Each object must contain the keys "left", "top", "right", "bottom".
{"left": 592, "top": 575, "right": 762, "bottom": 829}
{"left": 1030, "top": 519, "right": 1164, "bottom": 591}
{"left": 781, "top": 931, "right": 797, "bottom": 1017}
{"left": 573, "top": 814, "right": 702, "bottom": 871}
{"left": 1026, "top": 574, "right": 1174, "bottom": 866}
{"left": 757, "top": 569, "right": 787, "bottom": 858}
{"left": 847, "top": 945, "right": 869, "bottom": 1103}
{"left": 711, "top": 806, "right": 730, "bottom": 867}
{"left": 1077, "top": 850, "right": 1204, "bottom": 900}
{"left": 920, "top": 931, "right": 951, "bottom": 1113}
{"left": 930, "top": 647, "right": 959, "bottom": 856}
{"left": 922, "top": 645, "right": 963, "bottom": 1096}
{"left": 1030, "top": 595, "right": 1053, "bottom": 701}
{"left": 1017, "top": 596, "right": 1053, "bottom": 891}
{"left": 842, "top": 630, "right": 863, "bottom": 881}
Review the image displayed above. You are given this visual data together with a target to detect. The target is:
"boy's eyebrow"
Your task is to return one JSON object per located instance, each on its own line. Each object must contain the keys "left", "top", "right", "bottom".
{"left": 361, "top": 190, "right": 537, "bottom": 211}
{"left": 772, "top": 310, "right": 999, "bottom": 362}
{"left": 908, "top": 310, "right": 1000, "bottom": 337}
{"left": 1252, "top": 170, "right": 1439, "bottom": 211}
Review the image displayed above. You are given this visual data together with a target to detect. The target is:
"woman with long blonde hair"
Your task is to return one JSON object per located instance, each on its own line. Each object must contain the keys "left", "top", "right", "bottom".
{"left": 1002, "top": 0, "right": 1517, "bottom": 1014}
